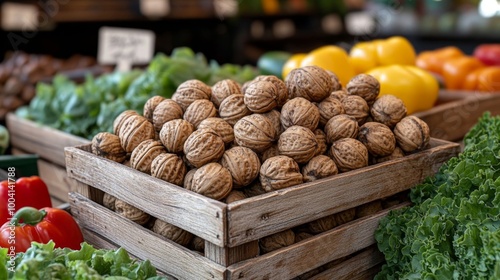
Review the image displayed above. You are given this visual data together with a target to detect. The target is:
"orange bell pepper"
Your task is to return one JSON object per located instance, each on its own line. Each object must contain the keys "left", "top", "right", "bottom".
{"left": 416, "top": 46, "right": 464, "bottom": 76}
{"left": 463, "top": 67, "right": 500, "bottom": 92}
{"left": 442, "top": 56, "right": 484, "bottom": 90}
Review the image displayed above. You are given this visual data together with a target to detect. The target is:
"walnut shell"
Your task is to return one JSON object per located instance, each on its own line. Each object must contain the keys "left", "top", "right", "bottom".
{"left": 102, "top": 192, "right": 116, "bottom": 211}
{"left": 260, "top": 144, "right": 280, "bottom": 163}
{"left": 259, "top": 229, "right": 295, "bottom": 254}
{"left": 324, "top": 114, "right": 359, "bottom": 144}
{"left": 260, "top": 156, "right": 303, "bottom": 192}
{"left": 286, "top": 66, "right": 334, "bottom": 102}
{"left": 371, "top": 95, "right": 407, "bottom": 128}
{"left": 330, "top": 90, "right": 348, "bottom": 102}
{"left": 278, "top": 126, "right": 318, "bottom": 164}
{"left": 184, "top": 168, "right": 197, "bottom": 191}
{"left": 119, "top": 115, "right": 156, "bottom": 153}
{"left": 219, "top": 94, "right": 251, "bottom": 126}
{"left": 159, "top": 119, "right": 194, "bottom": 153}
{"left": 243, "top": 180, "right": 267, "bottom": 197}
{"left": 308, "top": 215, "right": 336, "bottom": 234}
{"left": 224, "top": 190, "right": 247, "bottom": 204}
{"left": 234, "top": 114, "right": 276, "bottom": 153}
{"left": 198, "top": 117, "right": 234, "bottom": 145}
{"left": 280, "top": 97, "right": 320, "bottom": 131}
{"left": 151, "top": 153, "right": 187, "bottom": 187}
{"left": 329, "top": 138, "right": 368, "bottom": 172}
{"left": 251, "top": 75, "right": 288, "bottom": 106}
{"left": 372, "top": 146, "right": 405, "bottom": 164}
{"left": 130, "top": 140, "right": 166, "bottom": 174}
{"left": 143, "top": 96, "right": 166, "bottom": 122}
{"left": 356, "top": 200, "right": 383, "bottom": 218}
{"left": 183, "top": 128, "right": 225, "bottom": 168}
{"left": 191, "top": 163, "right": 233, "bottom": 200}
{"left": 357, "top": 122, "right": 396, "bottom": 157}
{"left": 152, "top": 99, "right": 184, "bottom": 132}
{"left": 317, "top": 96, "right": 346, "bottom": 127}
{"left": 346, "top": 74, "right": 380, "bottom": 105}
{"left": 191, "top": 236, "right": 205, "bottom": 253}
{"left": 393, "top": 116, "right": 430, "bottom": 152}
{"left": 113, "top": 110, "right": 139, "bottom": 136}
{"left": 262, "top": 109, "right": 283, "bottom": 137}
{"left": 221, "top": 146, "right": 261, "bottom": 188}
{"left": 333, "top": 208, "right": 356, "bottom": 226}
{"left": 294, "top": 232, "right": 314, "bottom": 243}
{"left": 92, "top": 132, "right": 127, "bottom": 163}
{"left": 211, "top": 79, "right": 242, "bottom": 108}
{"left": 115, "top": 199, "right": 150, "bottom": 225}
{"left": 172, "top": 79, "right": 212, "bottom": 110}
{"left": 183, "top": 99, "right": 217, "bottom": 128}
{"left": 313, "top": 129, "right": 327, "bottom": 156}
{"left": 302, "top": 155, "right": 338, "bottom": 182}
{"left": 342, "top": 95, "right": 370, "bottom": 125}
{"left": 244, "top": 80, "right": 280, "bottom": 113}
{"left": 152, "top": 219, "right": 193, "bottom": 247}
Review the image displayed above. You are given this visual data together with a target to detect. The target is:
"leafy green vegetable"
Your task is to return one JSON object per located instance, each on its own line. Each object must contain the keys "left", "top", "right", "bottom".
{"left": 375, "top": 112, "right": 500, "bottom": 280}
{"left": 1, "top": 241, "right": 171, "bottom": 280}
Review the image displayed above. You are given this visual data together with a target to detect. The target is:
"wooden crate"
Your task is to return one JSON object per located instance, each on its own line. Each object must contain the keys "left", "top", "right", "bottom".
{"left": 65, "top": 138, "right": 459, "bottom": 279}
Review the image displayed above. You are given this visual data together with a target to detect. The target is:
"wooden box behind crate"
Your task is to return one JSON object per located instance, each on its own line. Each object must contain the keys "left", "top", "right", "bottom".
{"left": 65, "top": 139, "right": 459, "bottom": 279}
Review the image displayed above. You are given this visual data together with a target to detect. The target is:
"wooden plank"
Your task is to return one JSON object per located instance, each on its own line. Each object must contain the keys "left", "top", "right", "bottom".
{"left": 205, "top": 240, "right": 259, "bottom": 267}
{"left": 65, "top": 145, "right": 227, "bottom": 247}
{"left": 226, "top": 139, "right": 459, "bottom": 246}
{"left": 82, "top": 228, "right": 120, "bottom": 251}
{"left": 227, "top": 203, "right": 409, "bottom": 280}
{"left": 7, "top": 113, "right": 90, "bottom": 166}
{"left": 69, "top": 192, "right": 226, "bottom": 280}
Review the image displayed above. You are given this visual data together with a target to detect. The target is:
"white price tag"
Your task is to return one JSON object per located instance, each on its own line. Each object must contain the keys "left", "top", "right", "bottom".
{"left": 98, "top": 27, "right": 156, "bottom": 72}
{"left": 1, "top": 2, "right": 38, "bottom": 31}
{"left": 140, "top": 0, "right": 170, "bottom": 18}
{"left": 214, "top": 0, "right": 238, "bottom": 19}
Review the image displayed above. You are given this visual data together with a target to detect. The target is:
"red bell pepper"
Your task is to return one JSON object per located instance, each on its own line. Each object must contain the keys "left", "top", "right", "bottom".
{"left": 0, "top": 176, "right": 52, "bottom": 225}
{"left": 0, "top": 206, "right": 84, "bottom": 253}
{"left": 474, "top": 44, "right": 500, "bottom": 66}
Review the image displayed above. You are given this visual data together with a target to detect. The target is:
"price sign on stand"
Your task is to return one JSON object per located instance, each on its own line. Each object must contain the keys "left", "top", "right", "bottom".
{"left": 98, "top": 27, "right": 156, "bottom": 72}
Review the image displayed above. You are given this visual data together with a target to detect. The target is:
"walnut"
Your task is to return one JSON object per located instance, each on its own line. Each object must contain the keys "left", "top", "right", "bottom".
{"left": 260, "top": 144, "right": 280, "bottom": 163}
{"left": 184, "top": 168, "right": 197, "bottom": 191}
{"left": 243, "top": 80, "right": 280, "bottom": 113}
{"left": 143, "top": 96, "right": 166, "bottom": 122}
{"left": 191, "top": 163, "right": 232, "bottom": 200}
{"left": 183, "top": 128, "right": 225, "bottom": 168}
{"left": 372, "top": 146, "right": 405, "bottom": 164}
{"left": 172, "top": 79, "right": 212, "bottom": 110}
{"left": 113, "top": 110, "right": 139, "bottom": 136}
{"left": 280, "top": 97, "right": 320, "bottom": 131}
{"left": 152, "top": 99, "right": 184, "bottom": 132}
{"left": 151, "top": 153, "right": 186, "bottom": 187}
{"left": 191, "top": 236, "right": 205, "bottom": 253}
{"left": 324, "top": 114, "right": 359, "bottom": 144}
{"left": 330, "top": 89, "right": 348, "bottom": 102}
{"left": 152, "top": 219, "right": 193, "bottom": 247}
{"left": 221, "top": 146, "right": 261, "bottom": 188}
{"left": 183, "top": 99, "right": 217, "bottom": 128}
{"left": 393, "top": 116, "right": 430, "bottom": 153}
{"left": 278, "top": 126, "right": 318, "bottom": 164}
{"left": 308, "top": 215, "right": 336, "bottom": 233}
{"left": 342, "top": 95, "right": 370, "bottom": 125}
{"left": 102, "top": 192, "right": 116, "bottom": 211}
{"left": 317, "top": 96, "right": 345, "bottom": 127}
{"left": 198, "top": 117, "right": 234, "bottom": 145}
{"left": 119, "top": 115, "right": 156, "bottom": 153}
{"left": 313, "top": 129, "right": 327, "bottom": 156}
{"left": 326, "top": 70, "right": 342, "bottom": 91}
{"left": 356, "top": 200, "right": 383, "bottom": 218}
{"left": 329, "top": 138, "right": 368, "bottom": 172}
{"left": 333, "top": 208, "right": 356, "bottom": 226}
{"left": 130, "top": 140, "right": 166, "bottom": 174}
{"left": 211, "top": 79, "right": 242, "bottom": 108}
{"left": 219, "top": 94, "right": 251, "bottom": 126}
{"left": 262, "top": 110, "right": 283, "bottom": 137}
{"left": 92, "top": 132, "right": 126, "bottom": 163}
{"left": 259, "top": 229, "right": 295, "bottom": 254}
{"left": 294, "top": 232, "right": 314, "bottom": 243}
{"left": 159, "top": 119, "right": 194, "bottom": 154}
{"left": 286, "top": 66, "right": 334, "bottom": 102}
{"left": 234, "top": 114, "right": 276, "bottom": 153}
{"left": 243, "top": 180, "right": 267, "bottom": 197}
{"left": 260, "top": 156, "right": 303, "bottom": 192}
{"left": 357, "top": 122, "right": 396, "bottom": 157}
{"left": 302, "top": 155, "right": 338, "bottom": 182}
{"left": 114, "top": 199, "right": 150, "bottom": 225}
{"left": 251, "top": 75, "right": 288, "bottom": 106}
{"left": 224, "top": 190, "right": 247, "bottom": 204}
{"left": 371, "top": 95, "right": 407, "bottom": 128}
{"left": 346, "top": 74, "right": 380, "bottom": 105}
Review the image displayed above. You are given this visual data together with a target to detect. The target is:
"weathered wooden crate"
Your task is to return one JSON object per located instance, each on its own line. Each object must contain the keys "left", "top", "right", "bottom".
{"left": 65, "top": 138, "right": 459, "bottom": 279}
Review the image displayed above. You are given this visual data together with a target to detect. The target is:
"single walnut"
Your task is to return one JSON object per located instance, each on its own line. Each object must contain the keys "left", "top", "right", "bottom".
{"left": 172, "top": 79, "right": 212, "bottom": 110}
{"left": 198, "top": 117, "right": 234, "bottom": 145}
{"left": 151, "top": 153, "right": 186, "bottom": 187}
{"left": 191, "top": 163, "right": 233, "bottom": 200}
{"left": 308, "top": 215, "right": 336, "bottom": 234}
{"left": 346, "top": 74, "right": 380, "bottom": 105}
{"left": 143, "top": 96, "right": 166, "bottom": 122}
{"left": 259, "top": 229, "right": 295, "bottom": 254}
{"left": 92, "top": 132, "right": 127, "bottom": 163}
{"left": 342, "top": 95, "right": 370, "bottom": 125}
{"left": 393, "top": 116, "right": 430, "bottom": 153}
{"left": 234, "top": 114, "right": 276, "bottom": 153}
{"left": 330, "top": 90, "right": 348, "bottom": 102}
{"left": 224, "top": 190, "right": 247, "bottom": 204}
{"left": 333, "top": 208, "right": 356, "bottom": 226}
{"left": 102, "top": 192, "right": 117, "bottom": 211}
{"left": 183, "top": 99, "right": 217, "bottom": 128}
{"left": 358, "top": 122, "right": 396, "bottom": 157}
{"left": 221, "top": 146, "right": 261, "bottom": 188}
{"left": 184, "top": 168, "right": 197, "bottom": 191}
{"left": 317, "top": 96, "right": 345, "bottom": 127}
{"left": 115, "top": 199, "right": 150, "bottom": 225}
{"left": 130, "top": 140, "right": 166, "bottom": 174}
{"left": 244, "top": 80, "right": 280, "bottom": 113}
{"left": 113, "top": 110, "right": 139, "bottom": 136}
{"left": 294, "top": 232, "right": 314, "bottom": 243}
{"left": 152, "top": 219, "right": 193, "bottom": 247}
{"left": 260, "top": 144, "right": 280, "bottom": 163}
{"left": 243, "top": 180, "right": 267, "bottom": 197}
{"left": 152, "top": 99, "right": 184, "bottom": 132}
{"left": 183, "top": 128, "right": 225, "bottom": 168}
{"left": 159, "top": 119, "right": 194, "bottom": 154}
{"left": 313, "top": 129, "right": 327, "bottom": 156}
{"left": 326, "top": 70, "right": 342, "bottom": 91}
{"left": 280, "top": 97, "right": 320, "bottom": 131}
{"left": 302, "top": 155, "right": 338, "bottom": 182}
{"left": 119, "top": 115, "right": 156, "bottom": 153}
{"left": 262, "top": 110, "right": 283, "bottom": 137}
{"left": 211, "top": 79, "right": 241, "bottom": 108}
{"left": 324, "top": 114, "right": 359, "bottom": 144}
{"left": 286, "top": 66, "right": 334, "bottom": 102}
{"left": 191, "top": 236, "right": 205, "bottom": 253}
{"left": 355, "top": 200, "right": 383, "bottom": 218}
{"left": 251, "top": 75, "right": 288, "bottom": 106}
{"left": 329, "top": 138, "right": 368, "bottom": 172}
{"left": 219, "top": 94, "right": 251, "bottom": 126}
{"left": 372, "top": 146, "right": 405, "bottom": 164}
{"left": 371, "top": 95, "right": 407, "bottom": 128}
{"left": 260, "top": 156, "right": 303, "bottom": 192}
{"left": 278, "top": 126, "right": 318, "bottom": 164}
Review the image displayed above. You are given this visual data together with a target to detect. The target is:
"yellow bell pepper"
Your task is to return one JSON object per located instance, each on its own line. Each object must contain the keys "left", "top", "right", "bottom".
{"left": 366, "top": 65, "right": 439, "bottom": 115}
{"left": 299, "top": 45, "right": 355, "bottom": 86}
{"left": 282, "top": 53, "right": 307, "bottom": 80}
